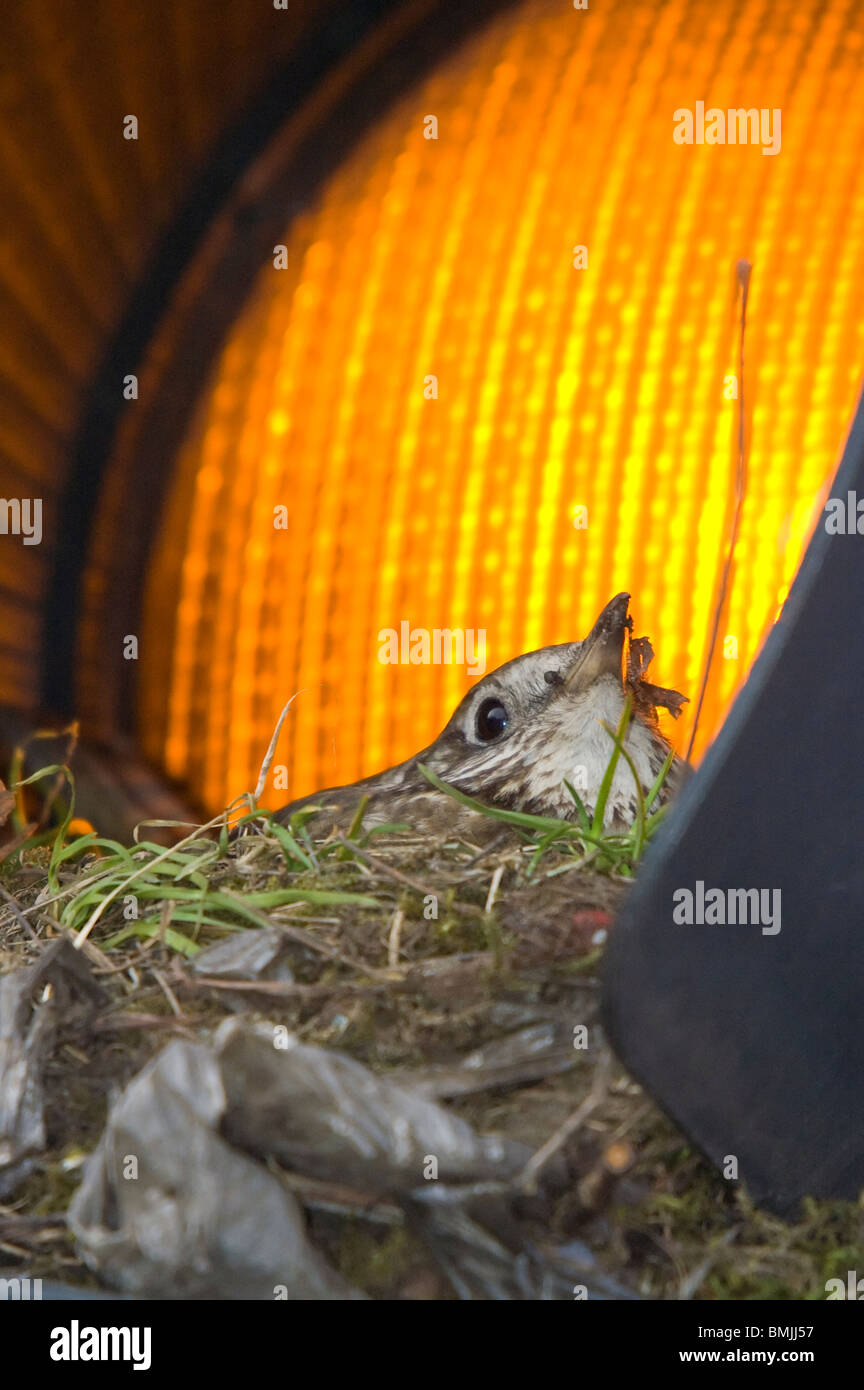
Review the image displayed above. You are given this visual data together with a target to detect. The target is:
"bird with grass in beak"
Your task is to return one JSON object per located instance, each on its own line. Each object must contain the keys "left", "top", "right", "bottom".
{"left": 276, "top": 594, "right": 688, "bottom": 839}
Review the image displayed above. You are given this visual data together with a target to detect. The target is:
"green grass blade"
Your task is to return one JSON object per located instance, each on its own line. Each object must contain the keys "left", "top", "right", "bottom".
{"left": 266, "top": 820, "right": 314, "bottom": 871}
{"left": 101, "top": 920, "right": 201, "bottom": 956}
{"left": 599, "top": 716, "right": 646, "bottom": 860}
{"left": 591, "top": 696, "right": 632, "bottom": 835}
{"left": 563, "top": 779, "right": 592, "bottom": 832}
{"left": 418, "top": 763, "right": 581, "bottom": 835}
{"left": 644, "top": 746, "right": 676, "bottom": 815}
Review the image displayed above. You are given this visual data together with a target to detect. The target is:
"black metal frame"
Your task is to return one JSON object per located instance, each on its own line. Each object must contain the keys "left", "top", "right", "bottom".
{"left": 604, "top": 386, "right": 864, "bottom": 1209}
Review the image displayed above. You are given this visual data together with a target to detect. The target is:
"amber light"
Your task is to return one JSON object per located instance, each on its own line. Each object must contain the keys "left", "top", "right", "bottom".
{"left": 139, "top": 0, "right": 864, "bottom": 814}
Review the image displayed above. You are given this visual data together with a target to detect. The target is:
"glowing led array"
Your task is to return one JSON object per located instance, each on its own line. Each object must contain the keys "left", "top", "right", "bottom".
{"left": 140, "top": 0, "right": 864, "bottom": 813}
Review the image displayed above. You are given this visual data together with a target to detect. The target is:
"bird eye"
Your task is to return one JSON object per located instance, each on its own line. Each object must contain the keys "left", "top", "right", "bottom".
{"left": 475, "top": 698, "right": 509, "bottom": 741}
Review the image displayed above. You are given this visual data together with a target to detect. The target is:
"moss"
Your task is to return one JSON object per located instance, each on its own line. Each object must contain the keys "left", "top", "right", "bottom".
{"left": 327, "top": 1220, "right": 432, "bottom": 1298}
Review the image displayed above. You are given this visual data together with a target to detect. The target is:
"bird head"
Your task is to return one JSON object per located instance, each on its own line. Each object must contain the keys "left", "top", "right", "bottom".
{"left": 422, "top": 594, "right": 687, "bottom": 826}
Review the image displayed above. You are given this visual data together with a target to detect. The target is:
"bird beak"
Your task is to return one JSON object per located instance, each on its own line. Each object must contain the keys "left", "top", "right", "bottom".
{"left": 564, "top": 592, "right": 631, "bottom": 690}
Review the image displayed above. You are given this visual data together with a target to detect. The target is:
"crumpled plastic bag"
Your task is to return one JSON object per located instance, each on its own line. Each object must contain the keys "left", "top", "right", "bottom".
{"left": 69, "top": 1017, "right": 635, "bottom": 1300}
{"left": 67, "top": 1037, "right": 364, "bottom": 1299}
{"left": 387, "top": 1019, "right": 578, "bottom": 1099}
{"left": 406, "top": 1186, "right": 639, "bottom": 1300}
{"left": 0, "top": 938, "right": 105, "bottom": 1197}
{"left": 189, "top": 927, "right": 295, "bottom": 984}
{"left": 215, "top": 1018, "right": 530, "bottom": 1191}
{"left": 188, "top": 927, "right": 295, "bottom": 1011}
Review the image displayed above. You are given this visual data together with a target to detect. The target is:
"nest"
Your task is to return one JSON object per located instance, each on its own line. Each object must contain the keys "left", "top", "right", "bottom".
{"left": 0, "top": 809, "right": 860, "bottom": 1300}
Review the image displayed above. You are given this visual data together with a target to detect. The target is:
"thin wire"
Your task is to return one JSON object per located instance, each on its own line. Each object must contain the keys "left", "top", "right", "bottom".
{"left": 685, "top": 260, "right": 752, "bottom": 763}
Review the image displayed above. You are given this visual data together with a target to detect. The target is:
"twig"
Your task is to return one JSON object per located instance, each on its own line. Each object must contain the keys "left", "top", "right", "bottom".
{"left": 678, "top": 1227, "right": 740, "bottom": 1300}
{"left": 178, "top": 974, "right": 393, "bottom": 1000}
{"left": 518, "top": 1048, "right": 614, "bottom": 1194}
{"left": 90, "top": 1012, "right": 197, "bottom": 1035}
{"left": 152, "top": 967, "right": 185, "bottom": 1019}
{"left": 0, "top": 881, "right": 39, "bottom": 940}
{"left": 387, "top": 906, "right": 405, "bottom": 969}
{"left": 483, "top": 864, "right": 505, "bottom": 914}
{"left": 332, "top": 836, "right": 483, "bottom": 917}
